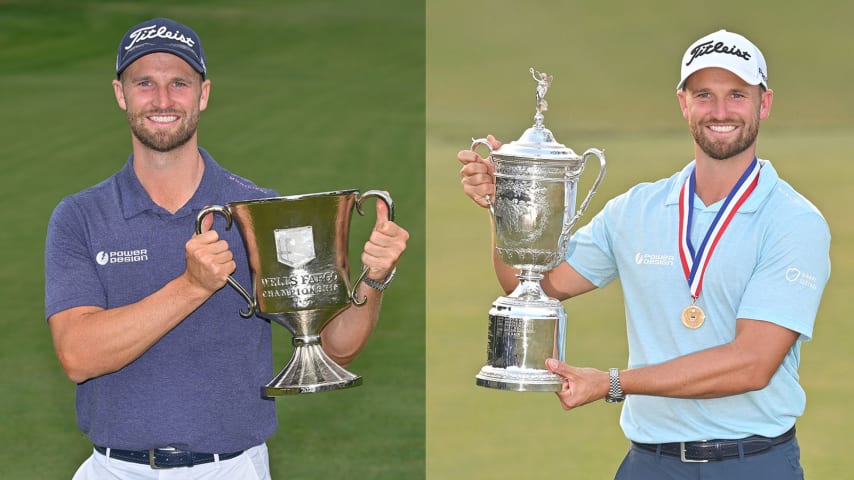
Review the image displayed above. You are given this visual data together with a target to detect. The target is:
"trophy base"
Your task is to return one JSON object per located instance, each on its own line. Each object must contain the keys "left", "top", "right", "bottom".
{"left": 264, "top": 343, "right": 362, "bottom": 396}
{"left": 476, "top": 365, "right": 564, "bottom": 392}
{"left": 476, "top": 283, "right": 567, "bottom": 393}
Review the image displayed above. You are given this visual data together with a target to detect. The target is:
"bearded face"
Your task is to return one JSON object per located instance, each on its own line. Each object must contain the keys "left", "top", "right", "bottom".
{"left": 679, "top": 68, "right": 771, "bottom": 162}
{"left": 688, "top": 107, "right": 760, "bottom": 160}
{"left": 114, "top": 52, "right": 209, "bottom": 154}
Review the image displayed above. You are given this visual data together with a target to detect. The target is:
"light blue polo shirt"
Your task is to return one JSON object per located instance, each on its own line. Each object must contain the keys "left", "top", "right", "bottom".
{"left": 45, "top": 148, "right": 279, "bottom": 452}
{"left": 566, "top": 159, "right": 831, "bottom": 443}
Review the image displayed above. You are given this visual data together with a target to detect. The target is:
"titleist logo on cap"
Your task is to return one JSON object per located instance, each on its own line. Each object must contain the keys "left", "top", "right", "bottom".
{"left": 124, "top": 24, "right": 196, "bottom": 51}
{"left": 686, "top": 40, "right": 751, "bottom": 66}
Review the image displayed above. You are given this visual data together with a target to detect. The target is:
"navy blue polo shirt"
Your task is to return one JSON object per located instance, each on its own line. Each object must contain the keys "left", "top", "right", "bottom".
{"left": 45, "top": 148, "right": 279, "bottom": 452}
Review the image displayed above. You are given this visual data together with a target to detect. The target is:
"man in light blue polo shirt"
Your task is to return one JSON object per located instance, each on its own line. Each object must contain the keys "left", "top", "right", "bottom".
{"left": 45, "top": 17, "right": 409, "bottom": 479}
{"left": 458, "top": 30, "right": 829, "bottom": 479}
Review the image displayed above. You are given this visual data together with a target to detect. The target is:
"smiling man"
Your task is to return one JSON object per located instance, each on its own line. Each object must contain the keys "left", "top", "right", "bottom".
{"left": 45, "top": 17, "right": 408, "bottom": 479}
{"left": 458, "top": 30, "right": 830, "bottom": 479}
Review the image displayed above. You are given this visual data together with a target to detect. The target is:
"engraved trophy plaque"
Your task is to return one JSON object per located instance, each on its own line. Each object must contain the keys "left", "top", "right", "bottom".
{"left": 196, "top": 189, "right": 394, "bottom": 395}
{"left": 471, "top": 68, "right": 606, "bottom": 391}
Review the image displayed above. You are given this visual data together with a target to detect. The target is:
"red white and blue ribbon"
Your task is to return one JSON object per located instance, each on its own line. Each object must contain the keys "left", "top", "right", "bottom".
{"left": 678, "top": 158, "right": 761, "bottom": 302}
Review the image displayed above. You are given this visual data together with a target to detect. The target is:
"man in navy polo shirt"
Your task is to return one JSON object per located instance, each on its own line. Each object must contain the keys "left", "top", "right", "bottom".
{"left": 45, "top": 18, "right": 409, "bottom": 479}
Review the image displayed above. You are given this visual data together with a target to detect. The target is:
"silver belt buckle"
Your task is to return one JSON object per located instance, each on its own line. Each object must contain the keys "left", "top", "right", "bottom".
{"left": 148, "top": 449, "right": 160, "bottom": 469}
{"left": 149, "top": 447, "right": 178, "bottom": 469}
{"left": 680, "top": 442, "right": 709, "bottom": 463}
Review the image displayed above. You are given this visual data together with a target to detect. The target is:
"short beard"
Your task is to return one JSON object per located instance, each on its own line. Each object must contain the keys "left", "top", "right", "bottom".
{"left": 128, "top": 108, "right": 199, "bottom": 153}
{"left": 690, "top": 114, "right": 759, "bottom": 161}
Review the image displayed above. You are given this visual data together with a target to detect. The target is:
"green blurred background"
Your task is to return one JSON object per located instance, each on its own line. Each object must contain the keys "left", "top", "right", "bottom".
{"left": 427, "top": 0, "right": 853, "bottom": 478}
{"left": 0, "top": 1, "right": 423, "bottom": 478}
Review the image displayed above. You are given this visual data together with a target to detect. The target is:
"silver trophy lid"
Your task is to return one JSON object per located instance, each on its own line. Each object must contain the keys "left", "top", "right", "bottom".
{"left": 494, "top": 68, "right": 578, "bottom": 162}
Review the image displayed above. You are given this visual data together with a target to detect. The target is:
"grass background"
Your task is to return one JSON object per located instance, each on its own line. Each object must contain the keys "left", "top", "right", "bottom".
{"left": 426, "top": 0, "right": 854, "bottom": 478}
{"left": 0, "top": 1, "right": 424, "bottom": 478}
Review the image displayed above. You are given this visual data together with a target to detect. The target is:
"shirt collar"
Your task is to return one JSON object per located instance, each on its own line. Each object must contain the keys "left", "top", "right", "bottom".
{"left": 664, "top": 158, "right": 778, "bottom": 212}
{"left": 116, "top": 147, "right": 224, "bottom": 219}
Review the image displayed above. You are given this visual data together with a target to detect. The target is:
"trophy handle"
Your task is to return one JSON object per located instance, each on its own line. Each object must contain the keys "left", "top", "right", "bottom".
{"left": 561, "top": 148, "right": 607, "bottom": 240}
{"left": 470, "top": 137, "right": 496, "bottom": 216}
{"left": 195, "top": 205, "right": 257, "bottom": 318}
{"left": 349, "top": 190, "right": 396, "bottom": 305}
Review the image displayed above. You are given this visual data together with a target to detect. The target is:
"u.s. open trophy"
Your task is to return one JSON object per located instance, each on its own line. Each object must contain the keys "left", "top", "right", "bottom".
{"left": 471, "top": 68, "right": 606, "bottom": 391}
{"left": 196, "top": 189, "right": 394, "bottom": 395}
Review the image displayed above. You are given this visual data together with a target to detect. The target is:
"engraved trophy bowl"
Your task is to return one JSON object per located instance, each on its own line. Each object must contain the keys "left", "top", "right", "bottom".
{"left": 471, "top": 68, "right": 606, "bottom": 392}
{"left": 195, "top": 189, "right": 394, "bottom": 395}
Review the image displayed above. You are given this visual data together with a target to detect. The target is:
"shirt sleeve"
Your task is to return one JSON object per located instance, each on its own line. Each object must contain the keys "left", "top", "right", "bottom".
{"left": 737, "top": 210, "right": 831, "bottom": 340}
{"left": 565, "top": 198, "right": 621, "bottom": 288}
{"left": 44, "top": 197, "right": 107, "bottom": 320}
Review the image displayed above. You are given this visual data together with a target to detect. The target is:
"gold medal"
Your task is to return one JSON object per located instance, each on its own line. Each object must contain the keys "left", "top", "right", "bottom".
{"left": 681, "top": 304, "right": 705, "bottom": 329}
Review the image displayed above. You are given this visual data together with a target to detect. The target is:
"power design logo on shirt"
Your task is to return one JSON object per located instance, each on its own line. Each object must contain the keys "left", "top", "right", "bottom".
{"left": 96, "top": 249, "right": 150, "bottom": 265}
{"left": 635, "top": 252, "right": 675, "bottom": 266}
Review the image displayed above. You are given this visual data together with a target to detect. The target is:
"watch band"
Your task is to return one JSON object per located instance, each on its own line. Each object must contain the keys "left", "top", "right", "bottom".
{"left": 606, "top": 367, "right": 625, "bottom": 403}
{"left": 362, "top": 267, "right": 396, "bottom": 292}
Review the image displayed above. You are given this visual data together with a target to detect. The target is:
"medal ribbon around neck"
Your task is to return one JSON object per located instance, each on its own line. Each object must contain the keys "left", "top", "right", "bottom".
{"left": 678, "top": 158, "right": 761, "bottom": 303}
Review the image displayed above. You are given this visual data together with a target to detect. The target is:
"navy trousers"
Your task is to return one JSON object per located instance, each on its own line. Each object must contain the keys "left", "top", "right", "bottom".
{"left": 614, "top": 437, "right": 804, "bottom": 480}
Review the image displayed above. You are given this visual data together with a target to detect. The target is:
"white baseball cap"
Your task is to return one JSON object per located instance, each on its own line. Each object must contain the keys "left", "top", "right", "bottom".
{"left": 676, "top": 29, "right": 768, "bottom": 91}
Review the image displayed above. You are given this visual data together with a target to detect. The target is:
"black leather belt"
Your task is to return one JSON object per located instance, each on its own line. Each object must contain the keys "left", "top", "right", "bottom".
{"left": 94, "top": 445, "right": 244, "bottom": 469}
{"left": 632, "top": 426, "right": 796, "bottom": 463}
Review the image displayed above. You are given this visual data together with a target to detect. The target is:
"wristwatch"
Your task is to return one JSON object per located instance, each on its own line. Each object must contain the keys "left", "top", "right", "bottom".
{"left": 605, "top": 368, "right": 625, "bottom": 403}
{"left": 363, "top": 267, "right": 396, "bottom": 292}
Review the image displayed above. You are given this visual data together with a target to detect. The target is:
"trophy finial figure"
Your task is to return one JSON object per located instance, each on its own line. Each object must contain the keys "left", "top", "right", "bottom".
{"left": 530, "top": 67, "right": 553, "bottom": 127}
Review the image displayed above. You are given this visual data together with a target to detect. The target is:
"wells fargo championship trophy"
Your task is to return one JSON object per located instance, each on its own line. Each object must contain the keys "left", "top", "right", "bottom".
{"left": 195, "top": 189, "right": 394, "bottom": 395}
{"left": 471, "top": 68, "right": 606, "bottom": 391}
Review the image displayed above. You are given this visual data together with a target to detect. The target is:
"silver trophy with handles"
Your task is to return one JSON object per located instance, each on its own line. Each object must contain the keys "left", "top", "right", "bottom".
{"left": 196, "top": 189, "right": 394, "bottom": 395}
{"left": 471, "top": 68, "right": 606, "bottom": 391}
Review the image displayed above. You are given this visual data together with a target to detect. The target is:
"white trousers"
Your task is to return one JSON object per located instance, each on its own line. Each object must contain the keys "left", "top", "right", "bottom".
{"left": 71, "top": 443, "right": 270, "bottom": 480}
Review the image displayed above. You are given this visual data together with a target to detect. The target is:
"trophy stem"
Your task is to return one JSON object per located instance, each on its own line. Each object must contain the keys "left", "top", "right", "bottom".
{"left": 264, "top": 336, "right": 363, "bottom": 396}
{"left": 511, "top": 271, "right": 551, "bottom": 303}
